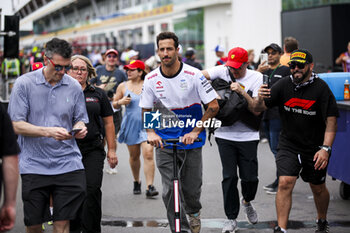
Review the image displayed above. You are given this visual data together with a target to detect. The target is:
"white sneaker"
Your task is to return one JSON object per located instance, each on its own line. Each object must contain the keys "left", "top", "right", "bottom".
{"left": 241, "top": 197, "right": 258, "bottom": 224}
{"left": 222, "top": 219, "right": 237, "bottom": 233}
{"left": 105, "top": 167, "right": 118, "bottom": 174}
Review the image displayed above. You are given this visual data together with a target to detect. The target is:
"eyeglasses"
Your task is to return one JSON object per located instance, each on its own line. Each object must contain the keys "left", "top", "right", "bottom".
{"left": 228, "top": 63, "right": 246, "bottom": 71}
{"left": 46, "top": 56, "right": 71, "bottom": 72}
{"left": 71, "top": 67, "right": 88, "bottom": 73}
{"left": 289, "top": 62, "right": 307, "bottom": 69}
{"left": 107, "top": 54, "right": 117, "bottom": 59}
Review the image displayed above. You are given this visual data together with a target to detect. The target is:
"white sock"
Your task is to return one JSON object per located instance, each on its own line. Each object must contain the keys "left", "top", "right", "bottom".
{"left": 281, "top": 227, "right": 287, "bottom": 233}
{"left": 50, "top": 207, "right": 53, "bottom": 215}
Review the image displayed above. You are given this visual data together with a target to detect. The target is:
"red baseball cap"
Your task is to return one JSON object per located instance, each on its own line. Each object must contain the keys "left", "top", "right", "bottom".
{"left": 105, "top": 49, "right": 119, "bottom": 56}
{"left": 226, "top": 47, "right": 248, "bottom": 69}
{"left": 32, "top": 62, "right": 43, "bottom": 71}
{"left": 124, "top": 60, "right": 145, "bottom": 70}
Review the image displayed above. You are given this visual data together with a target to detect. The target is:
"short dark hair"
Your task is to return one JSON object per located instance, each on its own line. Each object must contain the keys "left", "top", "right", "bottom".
{"left": 156, "top": 32, "right": 179, "bottom": 49}
{"left": 284, "top": 37, "right": 299, "bottom": 53}
{"left": 45, "top": 38, "right": 72, "bottom": 59}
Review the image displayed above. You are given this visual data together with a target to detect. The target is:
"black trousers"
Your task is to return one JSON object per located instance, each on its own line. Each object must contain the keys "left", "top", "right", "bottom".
{"left": 70, "top": 143, "right": 105, "bottom": 233}
{"left": 215, "top": 138, "right": 259, "bottom": 220}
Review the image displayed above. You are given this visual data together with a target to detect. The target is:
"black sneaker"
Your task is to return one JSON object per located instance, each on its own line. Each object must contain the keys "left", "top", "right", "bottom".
{"left": 273, "top": 226, "right": 284, "bottom": 233}
{"left": 133, "top": 181, "right": 141, "bottom": 194}
{"left": 146, "top": 185, "right": 159, "bottom": 197}
{"left": 315, "top": 219, "right": 329, "bottom": 233}
{"left": 263, "top": 180, "right": 278, "bottom": 191}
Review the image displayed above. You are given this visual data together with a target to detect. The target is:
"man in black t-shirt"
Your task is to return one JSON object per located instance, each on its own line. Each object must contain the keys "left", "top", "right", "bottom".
{"left": 257, "top": 43, "right": 291, "bottom": 194}
{"left": 251, "top": 49, "right": 338, "bottom": 233}
{"left": 0, "top": 104, "right": 20, "bottom": 231}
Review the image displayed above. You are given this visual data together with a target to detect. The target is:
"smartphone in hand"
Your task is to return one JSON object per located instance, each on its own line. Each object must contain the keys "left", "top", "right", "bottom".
{"left": 263, "top": 74, "right": 270, "bottom": 88}
{"left": 260, "top": 53, "right": 268, "bottom": 65}
{"left": 69, "top": 128, "right": 82, "bottom": 135}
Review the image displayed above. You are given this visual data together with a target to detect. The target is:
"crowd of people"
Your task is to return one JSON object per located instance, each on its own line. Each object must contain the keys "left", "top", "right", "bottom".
{"left": 1, "top": 34, "right": 347, "bottom": 233}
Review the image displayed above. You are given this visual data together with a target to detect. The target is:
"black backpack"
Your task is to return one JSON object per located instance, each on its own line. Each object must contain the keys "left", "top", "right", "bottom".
{"left": 206, "top": 68, "right": 263, "bottom": 144}
{"left": 210, "top": 78, "right": 247, "bottom": 126}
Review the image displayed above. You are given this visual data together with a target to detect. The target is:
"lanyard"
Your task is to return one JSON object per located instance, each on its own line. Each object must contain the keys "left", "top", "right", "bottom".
{"left": 269, "top": 64, "right": 281, "bottom": 79}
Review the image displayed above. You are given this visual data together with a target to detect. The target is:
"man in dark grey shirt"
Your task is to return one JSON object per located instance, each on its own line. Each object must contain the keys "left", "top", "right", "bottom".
{"left": 90, "top": 49, "right": 127, "bottom": 135}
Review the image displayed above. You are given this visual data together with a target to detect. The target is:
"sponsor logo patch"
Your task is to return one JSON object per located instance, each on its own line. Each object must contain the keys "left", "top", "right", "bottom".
{"left": 184, "top": 70, "right": 195, "bottom": 76}
{"left": 291, "top": 52, "right": 306, "bottom": 59}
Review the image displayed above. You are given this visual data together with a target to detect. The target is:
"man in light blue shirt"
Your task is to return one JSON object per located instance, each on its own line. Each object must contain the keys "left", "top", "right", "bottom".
{"left": 8, "top": 38, "right": 88, "bottom": 233}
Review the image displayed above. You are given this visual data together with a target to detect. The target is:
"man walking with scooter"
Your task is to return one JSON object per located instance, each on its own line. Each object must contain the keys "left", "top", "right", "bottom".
{"left": 140, "top": 31, "right": 219, "bottom": 233}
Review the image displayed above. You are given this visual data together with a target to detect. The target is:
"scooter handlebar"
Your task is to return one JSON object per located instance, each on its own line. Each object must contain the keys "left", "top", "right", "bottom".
{"left": 163, "top": 137, "right": 202, "bottom": 143}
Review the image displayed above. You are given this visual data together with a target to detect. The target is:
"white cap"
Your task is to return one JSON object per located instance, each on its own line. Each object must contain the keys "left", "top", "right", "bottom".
{"left": 121, "top": 50, "right": 139, "bottom": 62}
{"left": 128, "top": 50, "right": 139, "bottom": 58}
{"left": 214, "top": 45, "right": 225, "bottom": 52}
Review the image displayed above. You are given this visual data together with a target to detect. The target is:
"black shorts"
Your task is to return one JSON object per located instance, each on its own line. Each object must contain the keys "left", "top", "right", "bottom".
{"left": 276, "top": 149, "right": 327, "bottom": 185}
{"left": 21, "top": 170, "right": 86, "bottom": 226}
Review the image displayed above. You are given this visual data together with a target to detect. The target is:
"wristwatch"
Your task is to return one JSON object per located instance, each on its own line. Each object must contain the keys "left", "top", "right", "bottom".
{"left": 319, "top": 145, "right": 332, "bottom": 154}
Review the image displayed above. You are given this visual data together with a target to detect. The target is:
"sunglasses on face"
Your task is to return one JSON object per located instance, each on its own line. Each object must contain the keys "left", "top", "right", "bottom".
{"left": 47, "top": 57, "right": 71, "bottom": 72}
{"left": 267, "top": 51, "right": 278, "bottom": 56}
{"left": 289, "top": 62, "right": 307, "bottom": 70}
{"left": 107, "top": 54, "right": 117, "bottom": 59}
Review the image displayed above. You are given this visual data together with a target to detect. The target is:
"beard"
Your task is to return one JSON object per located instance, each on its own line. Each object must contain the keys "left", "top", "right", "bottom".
{"left": 292, "top": 66, "right": 311, "bottom": 84}
{"left": 162, "top": 55, "right": 177, "bottom": 67}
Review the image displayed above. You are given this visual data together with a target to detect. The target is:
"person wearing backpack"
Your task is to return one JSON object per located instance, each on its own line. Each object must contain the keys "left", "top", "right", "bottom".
{"left": 202, "top": 47, "right": 263, "bottom": 233}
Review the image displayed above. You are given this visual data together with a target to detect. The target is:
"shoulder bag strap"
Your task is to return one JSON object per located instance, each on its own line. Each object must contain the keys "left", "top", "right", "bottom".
{"left": 227, "top": 67, "right": 236, "bottom": 82}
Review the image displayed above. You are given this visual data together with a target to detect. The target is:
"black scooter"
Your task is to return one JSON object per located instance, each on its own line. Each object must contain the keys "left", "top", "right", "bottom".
{"left": 162, "top": 137, "right": 201, "bottom": 232}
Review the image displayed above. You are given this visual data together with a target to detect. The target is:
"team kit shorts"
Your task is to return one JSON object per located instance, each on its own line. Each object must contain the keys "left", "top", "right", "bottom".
{"left": 276, "top": 149, "right": 328, "bottom": 185}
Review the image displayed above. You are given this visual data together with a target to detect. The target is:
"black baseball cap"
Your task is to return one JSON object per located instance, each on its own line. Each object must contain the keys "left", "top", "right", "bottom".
{"left": 185, "top": 49, "right": 195, "bottom": 57}
{"left": 264, "top": 43, "right": 282, "bottom": 54}
{"left": 289, "top": 49, "right": 313, "bottom": 64}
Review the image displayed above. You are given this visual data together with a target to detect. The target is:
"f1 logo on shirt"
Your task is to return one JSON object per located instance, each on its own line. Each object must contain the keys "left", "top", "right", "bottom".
{"left": 143, "top": 110, "right": 162, "bottom": 129}
{"left": 284, "top": 98, "right": 316, "bottom": 116}
{"left": 284, "top": 98, "right": 315, "bottom": 110}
